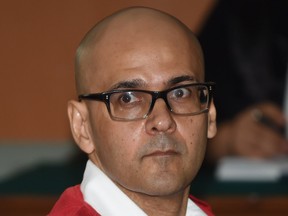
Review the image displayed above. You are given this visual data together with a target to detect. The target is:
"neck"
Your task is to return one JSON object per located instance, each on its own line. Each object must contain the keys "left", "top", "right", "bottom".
{"left": 120, "top": 186, "right": 190, "bottom": 216}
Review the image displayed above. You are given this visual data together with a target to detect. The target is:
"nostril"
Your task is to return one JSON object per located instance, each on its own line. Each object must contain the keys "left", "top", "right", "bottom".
{"left": 151, "top": 126, "right": 158, "bottom": 132}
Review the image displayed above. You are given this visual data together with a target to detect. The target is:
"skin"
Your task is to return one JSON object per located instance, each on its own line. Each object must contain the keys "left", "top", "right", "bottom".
{"left": 68, "top": 7, "right": 217, "bottom": 216}
{"left": 207, "top": 102, "right": 288, "bottom": 161}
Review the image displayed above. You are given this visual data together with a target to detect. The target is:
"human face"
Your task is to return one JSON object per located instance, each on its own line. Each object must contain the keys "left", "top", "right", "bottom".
{"left": 81, "top": 18, "right": 214, "bottom": 197}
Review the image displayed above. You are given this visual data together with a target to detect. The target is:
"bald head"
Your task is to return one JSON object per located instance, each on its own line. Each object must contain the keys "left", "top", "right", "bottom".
{"left": 75, "top": 7, "right": 203, "bottom": 94}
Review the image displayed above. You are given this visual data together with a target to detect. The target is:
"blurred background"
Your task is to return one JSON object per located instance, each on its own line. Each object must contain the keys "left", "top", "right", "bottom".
{"left": 0, "top": 0, "right": 287, "bottom": 215}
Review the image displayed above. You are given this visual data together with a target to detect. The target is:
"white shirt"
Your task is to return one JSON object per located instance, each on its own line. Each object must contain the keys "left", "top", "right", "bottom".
{"left": 80, "top": 160, "right": 207, "bottom": 216}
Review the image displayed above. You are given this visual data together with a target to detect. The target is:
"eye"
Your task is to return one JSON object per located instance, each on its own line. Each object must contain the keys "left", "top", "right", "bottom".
{"left": 198, "top": 88, "right": 208, "bottom": 104}
{"left": 171, "top": 87, "right": 191, "bottom": 99}
{"left": 119, "top": 92, "right": 140, "bottom": 104}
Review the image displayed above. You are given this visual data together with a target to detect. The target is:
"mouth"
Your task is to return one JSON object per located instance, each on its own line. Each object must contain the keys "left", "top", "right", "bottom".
{"left": 145, "top": 150, "right": 179, "bottom": 157}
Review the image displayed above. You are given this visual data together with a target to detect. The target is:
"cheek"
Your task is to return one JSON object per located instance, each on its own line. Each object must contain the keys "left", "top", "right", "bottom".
{"left": 90, "top": 110, "right": 143, "bottom": 171}
{"left": 179, "top": 117, "right": 208, "bottom": 184}
{"left": 97, "top": 122, "right": 132, "bottom": 156}
{"left": 179, "top": 116, "right": 208, "bottom": 157}
{"left": 94, "top": 122, "right": 146, "bottom": 187}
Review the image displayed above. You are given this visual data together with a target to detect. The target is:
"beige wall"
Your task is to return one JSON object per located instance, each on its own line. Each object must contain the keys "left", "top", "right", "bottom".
{"left": 0, "top": 0, "right": 216, "bottom": 141}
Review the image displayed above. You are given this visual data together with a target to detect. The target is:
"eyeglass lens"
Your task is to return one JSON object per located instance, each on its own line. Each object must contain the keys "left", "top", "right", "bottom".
{"left": 109, "top": 85, "right": 209, "bottom": 120}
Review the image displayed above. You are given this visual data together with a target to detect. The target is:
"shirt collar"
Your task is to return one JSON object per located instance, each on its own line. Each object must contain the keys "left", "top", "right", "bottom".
{"left": 80, "top": 160, "right": 206, "bottom": 216}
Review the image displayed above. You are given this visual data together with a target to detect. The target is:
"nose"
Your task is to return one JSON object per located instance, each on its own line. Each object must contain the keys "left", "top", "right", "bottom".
{"left": 145, "top": 99, "right": 176, "bottom": 135}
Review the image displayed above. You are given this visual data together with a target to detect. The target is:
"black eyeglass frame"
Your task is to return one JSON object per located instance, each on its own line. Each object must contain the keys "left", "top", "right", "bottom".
{"left": 78, "top": 82, "right": 215, "bottom": 121}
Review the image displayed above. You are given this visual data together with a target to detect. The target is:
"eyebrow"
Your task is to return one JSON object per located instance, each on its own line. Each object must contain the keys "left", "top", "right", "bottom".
{"left": 109, "top": 79, "right": 146, "bottom": 90}
{"left": 109, "top": 75, "right": 196, "bottom": 91}
{"left": 168, "top": 75, "right": 196, "bottom": 86}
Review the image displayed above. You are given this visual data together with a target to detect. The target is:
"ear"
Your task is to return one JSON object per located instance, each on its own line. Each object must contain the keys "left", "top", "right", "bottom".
{"left": 207, "top": 100, "right": 217, "bottom": 139}
{"left": 67, "top": 100, "right": 95, "bottom": 154}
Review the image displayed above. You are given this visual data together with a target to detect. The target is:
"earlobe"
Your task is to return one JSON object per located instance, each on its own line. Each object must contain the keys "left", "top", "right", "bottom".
{"left": 207, "top": 101, "right": 217, "bottom": 139}
{"left": 67, "top": 100, "right": 95, "bottom": 154}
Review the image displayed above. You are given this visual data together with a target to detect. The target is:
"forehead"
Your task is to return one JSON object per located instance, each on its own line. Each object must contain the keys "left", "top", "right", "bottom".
{"left": 81, "top": 10, "right": 204, "bottom": 92}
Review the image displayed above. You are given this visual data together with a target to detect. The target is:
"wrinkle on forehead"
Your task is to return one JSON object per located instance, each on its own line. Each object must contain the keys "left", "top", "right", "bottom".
{"left": 75, "top": 7, "right": 203, "bottom": 95}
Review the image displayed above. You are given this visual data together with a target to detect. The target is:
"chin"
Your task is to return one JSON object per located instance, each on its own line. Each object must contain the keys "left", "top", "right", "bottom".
{"left": 136, "top": 176, "right": 189, "bottom": 197}
{"left": 142, "top": 186, "right": 186, "bottom": 197}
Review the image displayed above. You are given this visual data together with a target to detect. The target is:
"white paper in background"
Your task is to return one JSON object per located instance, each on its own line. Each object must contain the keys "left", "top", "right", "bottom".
{"left": 0, "top": 142, "right": 76, "bottom": 183}
{"left": 215, "top": 156, "right": 288, "bottom": 182}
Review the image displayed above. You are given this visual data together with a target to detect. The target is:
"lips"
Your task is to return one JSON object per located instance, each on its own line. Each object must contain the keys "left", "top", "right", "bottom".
{"left": 145, "top": 149, "right": 178, "bottom": 157}
{"left": 138, "top": 134, "right": 185, "bottom": 159}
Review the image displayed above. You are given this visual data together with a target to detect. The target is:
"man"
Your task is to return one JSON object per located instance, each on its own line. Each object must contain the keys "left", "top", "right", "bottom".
{"left": 49, "top": 6, "right": 217, "bottom": 216}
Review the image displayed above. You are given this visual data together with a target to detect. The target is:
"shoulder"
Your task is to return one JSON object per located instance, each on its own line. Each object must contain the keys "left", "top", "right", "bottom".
{"left": 48, "top": 185, "right": 100, "bottom": 216}
{"left": 189, "top": 195, "right": 215, "bottom": 216}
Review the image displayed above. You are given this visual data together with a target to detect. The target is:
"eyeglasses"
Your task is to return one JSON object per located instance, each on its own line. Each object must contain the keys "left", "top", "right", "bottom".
{"left": 78, "top": 82, "right": 215, "bottom": 121}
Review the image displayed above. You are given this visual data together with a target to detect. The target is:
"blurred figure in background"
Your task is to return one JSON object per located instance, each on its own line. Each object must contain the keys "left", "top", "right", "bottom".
{"left": 199, "top": 0, "right": 288, "bottom": 161}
